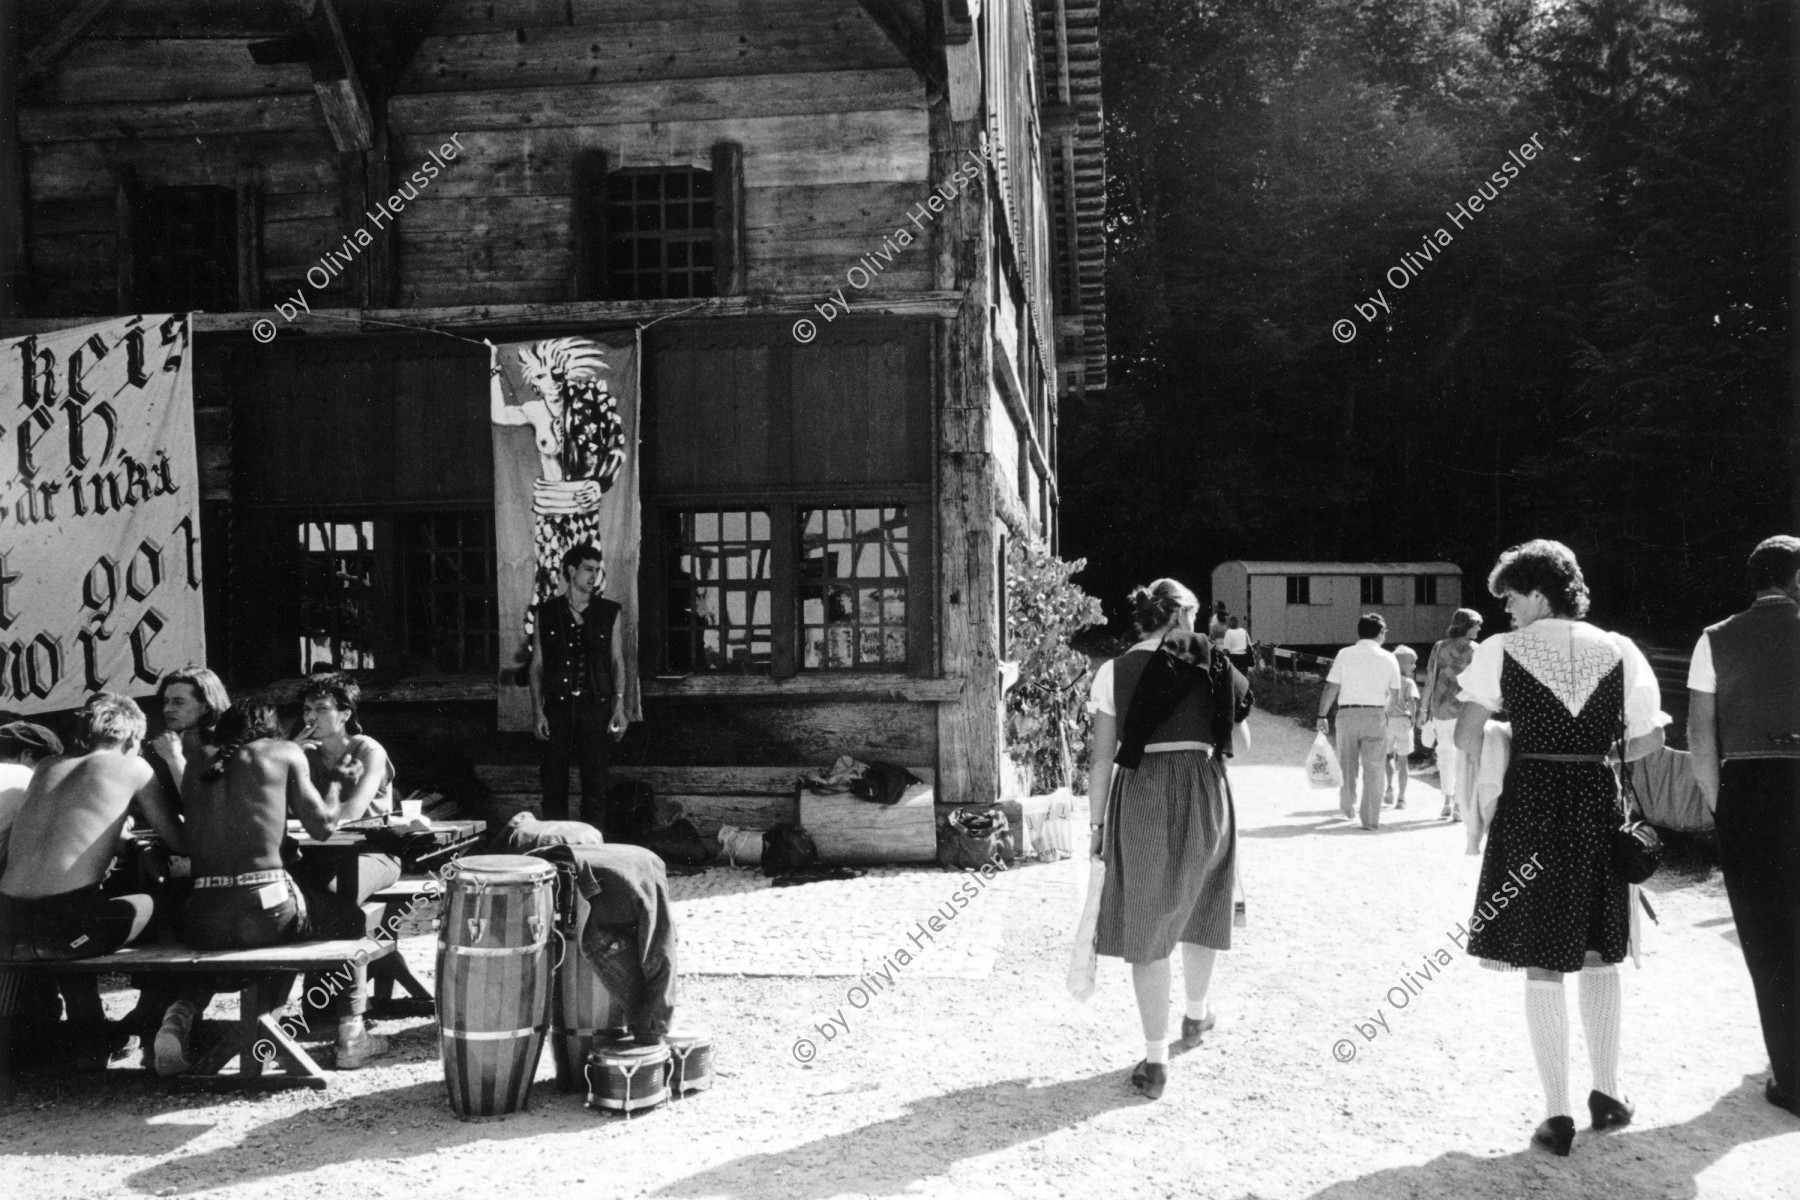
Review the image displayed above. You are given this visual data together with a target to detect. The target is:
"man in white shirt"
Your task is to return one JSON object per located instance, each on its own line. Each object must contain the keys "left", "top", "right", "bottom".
{"left": 1317, "top": 614, "right": 1403, "bottom": 829}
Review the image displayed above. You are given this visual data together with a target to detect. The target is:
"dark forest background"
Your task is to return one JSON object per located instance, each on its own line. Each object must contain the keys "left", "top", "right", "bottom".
{"left": 1060, "top": 0, "right": 1795, "bottom": 646}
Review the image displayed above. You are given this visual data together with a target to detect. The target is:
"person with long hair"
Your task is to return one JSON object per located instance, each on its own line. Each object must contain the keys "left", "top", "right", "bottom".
{"left": 1453, "top": 540, "right": 1666, "bottom": 1156}
{"left": 1422, "top": 609, "right": 1484, "bottom": 820}
{"left": 1086, "top": 578, "right": 1248, "bottom": 1099}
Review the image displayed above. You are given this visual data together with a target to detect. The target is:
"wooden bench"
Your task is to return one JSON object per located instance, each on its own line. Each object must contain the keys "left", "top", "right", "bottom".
{"left": 476, "top": 764, "right": 936, "bottom": 841}
{"left": 4, "top": 937, "right": 394, "bottom": 1090}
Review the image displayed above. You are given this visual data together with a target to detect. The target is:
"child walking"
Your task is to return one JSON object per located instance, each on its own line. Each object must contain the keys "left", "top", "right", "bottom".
{"left": 1384, "top": 645, "right": 1421, "bottom": 808}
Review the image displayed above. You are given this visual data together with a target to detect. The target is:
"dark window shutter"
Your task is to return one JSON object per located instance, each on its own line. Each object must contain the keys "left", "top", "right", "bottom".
{"left": 572, "top": 149, "right": 609, "bottom": 300}
{"left": 711, "top": 141, "right": 746, "bottom": 296}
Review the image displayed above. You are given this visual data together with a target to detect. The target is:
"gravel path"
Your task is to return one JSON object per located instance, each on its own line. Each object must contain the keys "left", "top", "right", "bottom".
{"left": 5, "top": 711, "right": 1795, "bottom": 1199}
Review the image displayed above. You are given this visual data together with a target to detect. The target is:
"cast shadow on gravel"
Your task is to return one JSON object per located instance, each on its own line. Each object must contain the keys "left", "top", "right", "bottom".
{"left": 651, "top": 1072, "right": 1142, "bottom": 1199}
{"left": 1240, "top": 816, "right": 1453, "bottom": 840}
{"left": 122, "top": 1078, "right": 594, "bottom": 1194}
{"left": 1281, "top": 1077, "right": 1794, "bottom": 1200}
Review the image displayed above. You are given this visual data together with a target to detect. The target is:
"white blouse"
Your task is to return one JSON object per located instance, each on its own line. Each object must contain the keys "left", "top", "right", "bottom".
{"left": 1086, "top": 638, "right": 1162, "bottom": 718}
{"left": 1455, "top": 620, "right": 1668, "bottom": 740}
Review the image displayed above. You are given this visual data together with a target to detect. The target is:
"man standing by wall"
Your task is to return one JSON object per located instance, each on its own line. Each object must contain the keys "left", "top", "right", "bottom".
{"left": 530, "top": 543, "right": 628, "bottom": 833}
{"left": 1687, "top": 535, "right": 1800, "bottom": 1117}
{"left": 1317, "top": 614, "right": 1403, "bottom": 830}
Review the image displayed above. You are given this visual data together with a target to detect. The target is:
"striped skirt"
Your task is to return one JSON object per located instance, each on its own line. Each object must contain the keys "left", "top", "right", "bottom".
{"left": 1095, "top": 749, "right": 1238, "bottom": 963}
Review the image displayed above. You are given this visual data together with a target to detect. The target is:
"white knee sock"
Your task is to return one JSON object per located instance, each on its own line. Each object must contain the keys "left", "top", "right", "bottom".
{"left": 1579, "top": 965, "right": 1623, "bottom": 1098}
{"left": 1145, "top": 1039, "right": 1169, "bottom": 1065}
{"left": 1525, "top": 979, "right": 1571, "bottom": 1119}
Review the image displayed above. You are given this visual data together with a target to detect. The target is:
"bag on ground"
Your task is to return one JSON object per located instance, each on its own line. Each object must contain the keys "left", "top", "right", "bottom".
{"left": 1305, "top": 731, "right": 1342, "bottom": 788}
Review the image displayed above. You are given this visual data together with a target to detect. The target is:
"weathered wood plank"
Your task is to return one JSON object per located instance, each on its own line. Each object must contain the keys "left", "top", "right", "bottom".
{"left": 49, "top": 38, "right": 315, "bottom": 103}
{"left": 20, "top": 93, "right": 322, "bottom": 144}
{"left": 800, "top": 782, "right": 936, "bottom": 863}
{"left": 0, "top": 291, "right": 965, "bottom": 338}
{"left": 386, "top": 69, "right": 922, "bottom": 132}
{"left": 477, "top": 763, "right": 935, "bottom": 795}
{"left": 431, "top": 0, "right": 885, "bottom": 34}
{"left": 388, "top": 113, "right": 928, "bottom": 198}
{"left": 398, "top": 16, "right": 904, "bottom": 93}
{"left": 27, "top": 131, "right": 342, "bottom": 199}
{"left": 19, "top": 0, "right": 126, "bottom": 83}
{"left": 84, "top": 0, "right": 296, "bottom": 39}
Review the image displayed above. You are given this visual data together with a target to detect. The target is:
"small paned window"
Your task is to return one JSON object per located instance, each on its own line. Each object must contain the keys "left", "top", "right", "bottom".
{"left": 665, "top": 509, "right": 774, "bottom": 672}
{"left": 1286, "top": 575, "right": 1311, "bottom": 605}
{"left": 296, "top": 520, "right": 378, "bottom": 673}
{"left": 1360, "top": 575, "right": 1385, "bottom": 605}
{"left": 402, "top": 513, "right": 497, "bottom": 674}
{"left": 606, "top": 168, "right": 717, "bottom": 300}
{"left": 800, "top": 506, "right": 909, "bottom": 670}
{"left": 137, "top": 185, "right": 238, "bottom": 312}
{"left": 1413, "top": 575, "right": 1438, "bottom": 605}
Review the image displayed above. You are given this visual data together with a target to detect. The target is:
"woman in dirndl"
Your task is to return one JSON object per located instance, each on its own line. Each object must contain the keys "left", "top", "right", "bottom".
{"left": 1453, "top": 540, "right": 1666, "bottom": 1156}
{"left": 1086, "top": 578, "right": 1248, "bottom": 1099}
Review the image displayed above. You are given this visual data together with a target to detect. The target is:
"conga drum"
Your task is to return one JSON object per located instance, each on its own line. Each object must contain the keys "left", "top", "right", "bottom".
{"left": 665, "top": 1026, "right": 715, "bottom": 1095}
{"left": 585, "top": 1039, "right": 671, "bottom": 1117}
{"left": 437, "top": 855, "right": 555, "bottom": 1120}
{"left": 542, "top": 857, "right": 627, "bottom": 1091}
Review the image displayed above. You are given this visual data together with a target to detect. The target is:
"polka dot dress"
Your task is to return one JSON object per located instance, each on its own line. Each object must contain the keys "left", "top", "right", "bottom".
{"left": 1467, "top": 655, "right": 1629, "bottom": 973}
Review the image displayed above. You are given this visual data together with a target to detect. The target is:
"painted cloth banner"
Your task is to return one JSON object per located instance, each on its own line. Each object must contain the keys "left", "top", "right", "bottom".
{"left": 489, "top": 332, "right": 642, "bottom": 731}
{"left": 2, "top": 315, "right": 205, "bottom": 714}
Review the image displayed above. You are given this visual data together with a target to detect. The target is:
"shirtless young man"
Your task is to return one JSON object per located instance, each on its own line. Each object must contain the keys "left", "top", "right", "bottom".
{"left": 0, "top": 694, "right": 186, "bottom": 962}
{"left": 0, "top": 695, "right": 186, "bottom": 1068}
{"left": 145, "top": 667, "right": 231, "bottom": 808}
{"left": 155, "top": 701, "right": 387, "bottom": 1073}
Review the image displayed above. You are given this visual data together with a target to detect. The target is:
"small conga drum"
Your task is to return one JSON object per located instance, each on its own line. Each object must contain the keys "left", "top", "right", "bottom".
{"left": 437, "top": 854, "right": 555, "bottom": 1121}
{"left": 542, "top": 857, "right": 627, "bottom": 1091}
{"left": 665, "top": 1026, "right": 715, "bottom": 1095}
{"left": 585, "top": 1040, "right": 671, "bottom": 1117}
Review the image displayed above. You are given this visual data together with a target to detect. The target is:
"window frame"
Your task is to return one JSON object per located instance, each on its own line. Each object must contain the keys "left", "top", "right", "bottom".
{"left": 1360, "top": 574, "right": 1385, "bottom": 605}
{"left": 1413, "top": 574, "right": 1438, "bottom": 606}
{"left": 643, "top": 488, "right": 933, "bottom": 679}
{"left": 1285, "top": 575, "right": 1311, "bottom": 606}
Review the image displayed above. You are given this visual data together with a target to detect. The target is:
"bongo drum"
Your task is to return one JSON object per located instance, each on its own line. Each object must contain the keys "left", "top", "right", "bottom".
{"left": 542, "top": 857, "right": 627, "bottom": 1091}
{"left": 437, "top": 854, "right": 555, "bottom": 1121}
{"left": 664, "top": 1026, "right": 715, "bottom": 1095}
{"left": 585, "top": 1040, "right": 671, "bottom": 1116}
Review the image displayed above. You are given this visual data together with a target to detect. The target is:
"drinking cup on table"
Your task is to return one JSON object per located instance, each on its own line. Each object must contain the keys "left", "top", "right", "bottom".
{"left": 400, "top": 798, "right": 425, "bottom": 821}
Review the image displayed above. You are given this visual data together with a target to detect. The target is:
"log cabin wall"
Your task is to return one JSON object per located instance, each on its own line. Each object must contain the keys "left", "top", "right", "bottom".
{"left": 3, "top": 0, "right": 1103, "bottom": 815}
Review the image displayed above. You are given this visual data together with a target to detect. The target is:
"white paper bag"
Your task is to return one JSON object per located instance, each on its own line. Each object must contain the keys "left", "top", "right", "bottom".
{"left": 1306, "top": 731, "right": 1343, "bottom": 788}
{"left": 1066, "top": 856, "right": 1106, "bottom": 1001}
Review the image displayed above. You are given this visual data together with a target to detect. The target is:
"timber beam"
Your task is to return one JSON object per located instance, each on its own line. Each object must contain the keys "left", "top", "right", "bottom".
{"left": 858, "top": 0, "right": 946, "bottom": 90}
{"left": 18, "top": 0, "right": 122, "bottom": 83}
{"left": 275, "top": 0, "right": 374, "bottom": 152}
{"left": 0, "top": 292, "right": 966, "bottom": 339}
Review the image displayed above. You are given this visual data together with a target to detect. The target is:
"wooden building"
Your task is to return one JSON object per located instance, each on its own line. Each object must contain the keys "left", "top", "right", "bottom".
{"left": 1210, "top": 560, "right": 1464, "bottom": 650}
{"left": 0, "top": 0, "right": 1107, "bottom": 821}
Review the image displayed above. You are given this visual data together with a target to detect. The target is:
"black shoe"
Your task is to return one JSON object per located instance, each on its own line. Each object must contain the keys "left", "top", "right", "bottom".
{"left": 1532, "top": 1115, "right": 1575, "bottom": 1157}
{"left": 1766, "top": 1079, "right": 1800, "bottom": 1117}
{"left": 1129, "top": 1059, "right": 1167, "bottom": 1100}
{"left": 1588, "top": 1089, "right": 1634, "bottom": 1130}
{"left": 1180, "top": 1012, "right": 1216, "bottom": 1046}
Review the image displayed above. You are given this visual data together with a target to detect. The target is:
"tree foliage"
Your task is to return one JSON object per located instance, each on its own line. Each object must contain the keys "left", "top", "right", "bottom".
{"left": 1004, "top": 542, "right": 1106, "bottom": 791}
{"left": 1066, "top": 0, "right": 1792, "bottom": 642}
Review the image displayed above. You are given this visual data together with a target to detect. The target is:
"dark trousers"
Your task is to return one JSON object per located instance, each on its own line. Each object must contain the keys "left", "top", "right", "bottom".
{"left": 541, "top": 697, "right": 611, "bottom": 830}
{"left": 1715, "top": 758, "right": 1800, "bottom": 1093}
{"left": 178, "top": 874, "right": 374, "bottom": 1019}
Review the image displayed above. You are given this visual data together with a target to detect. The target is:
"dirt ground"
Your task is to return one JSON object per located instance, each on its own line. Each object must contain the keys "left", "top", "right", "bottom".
{"left": 5, "top": 710, "right": 1796, "bottom": 1200}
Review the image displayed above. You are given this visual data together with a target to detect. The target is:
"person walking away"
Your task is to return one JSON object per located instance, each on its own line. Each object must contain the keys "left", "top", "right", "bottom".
{"left": 1686, "top": 534, "right": 1800, "bottom": 1117}
{"left": 1087, "top": 579, "right": 1248, "bottom": 1099}
{"left": 1422, "top": 609, "right": 1484, "bottom": 820}
{"left": 1453, "top": 540, "right": 1665, "bottom": 1156}
{"left": 1221, "top": 617, "right": 1253, "bottom": 677}
{"left": 1384, "top": 645, "right": 1421, "bottom": 809}
{"left": 1207, "top": 601, "right": 1229, "bottom": 644}
{"left": 1317, "top": 615, "right": 1403, "bottom": 829}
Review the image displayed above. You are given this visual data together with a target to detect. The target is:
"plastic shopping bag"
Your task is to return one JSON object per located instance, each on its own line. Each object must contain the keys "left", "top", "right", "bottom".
{"left": 1066, "top": 856, "right": 1106, "bottom": 1001}
{"left": 1305, "top": 731, "right": 1343, "bottom": 789}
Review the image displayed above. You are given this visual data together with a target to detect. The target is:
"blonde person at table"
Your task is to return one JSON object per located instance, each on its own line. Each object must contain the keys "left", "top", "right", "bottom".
{"left": 155, "top": 702, "right": 385, "bottom": 1074}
